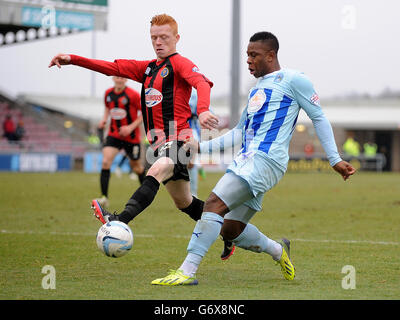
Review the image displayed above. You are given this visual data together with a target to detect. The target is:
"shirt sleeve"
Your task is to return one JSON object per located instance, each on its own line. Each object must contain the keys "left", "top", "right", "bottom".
{"left": 113, "top": 59, "right": 151, "bottom": 83}
{"left": 176, "top": 56, "right": 213, "bottom": 114}
{"left": 70, "top": 55, "right": 150, "bottom": 83}
{"left": 290, "top": 72, "right": 323, "bottom": 120}
{"left": 104, "top": 90, "right": 109, "bottom": 108}
{"left": 199, "top": 107, "right": 247, "bottom": 153}
{"left": 291, "top": 73, "right": 342, "bottom": 166}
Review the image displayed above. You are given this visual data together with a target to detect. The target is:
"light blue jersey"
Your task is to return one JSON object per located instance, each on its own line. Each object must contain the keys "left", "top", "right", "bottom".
{"left": 188, "top": 90, "right": 201, "bottom": 142}
{"left": 238, "top": 68, "right": 341, "bottom": 171}
{"left": 200, "top": 68, "right": 342, "bottom": 211}
{"left": 188, "top": 90, "right": 201, "bottom": 196}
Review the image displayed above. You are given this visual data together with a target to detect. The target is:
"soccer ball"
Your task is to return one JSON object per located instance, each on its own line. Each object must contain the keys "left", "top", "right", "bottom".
{"left": 96, "top": 221, "right": 134, "bottom": 258}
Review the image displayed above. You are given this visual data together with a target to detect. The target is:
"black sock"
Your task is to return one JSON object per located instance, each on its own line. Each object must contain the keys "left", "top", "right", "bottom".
{"left": 138, "top": 170, "right": 146, "bottom": 185}
{"left": 180, "top": 196, "right": 204, "bottom": 221}
{"left": 118, "top": 175, "right": 160, "bottom": 224}
{"left": 100, "top": 169, "right": 110, "bottom": 197}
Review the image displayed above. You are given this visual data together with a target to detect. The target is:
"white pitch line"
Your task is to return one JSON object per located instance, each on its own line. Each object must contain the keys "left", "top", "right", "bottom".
{"left": 292, "top": 238, "right": 400, "bottom": 246}
{"left": 1, "top": 229, "right": 399, "bottom": 246}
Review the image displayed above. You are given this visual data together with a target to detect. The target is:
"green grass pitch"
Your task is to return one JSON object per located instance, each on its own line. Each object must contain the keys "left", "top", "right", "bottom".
{"left": 0, "top": 170, "right": 399, "bottom": 300}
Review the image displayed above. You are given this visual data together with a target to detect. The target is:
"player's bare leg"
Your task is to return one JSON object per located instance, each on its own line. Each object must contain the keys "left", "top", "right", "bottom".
{"left": 97, "top": 146, "right": 119, "bottom": 208}
{"left": 129, "top": 158, "right": 145, "bottom": 184}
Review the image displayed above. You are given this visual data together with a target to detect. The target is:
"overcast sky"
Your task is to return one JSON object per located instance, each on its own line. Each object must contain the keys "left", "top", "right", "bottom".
{"left": 1, "top": 0, "right": 400, "bottom": 101}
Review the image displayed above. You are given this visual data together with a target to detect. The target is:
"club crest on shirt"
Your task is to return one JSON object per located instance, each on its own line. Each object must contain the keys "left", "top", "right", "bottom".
{"left": 248, "top": 89, "right": 266, "bottom": 113}
{"left": 145, "top": 88, "right": 163, "bottom": 107}
{"left": 110, "top": 108, "right": 127, "bottom": 120}
{"left": 121, "top": 97, "right": 128, "bottom": 105}
{"left": 160, "top": 67, "right": 169, "bottom": 78}
{"left": 274, "top": 72, "right": 284, "bottom": 83}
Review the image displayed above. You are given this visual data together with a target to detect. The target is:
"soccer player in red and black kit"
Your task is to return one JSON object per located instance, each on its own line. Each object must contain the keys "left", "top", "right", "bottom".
{"left": 96, "top": 76, "right": 145, "bottom": 208}
{"left": 49, "top": 14, "right": 235, "bottom": 259}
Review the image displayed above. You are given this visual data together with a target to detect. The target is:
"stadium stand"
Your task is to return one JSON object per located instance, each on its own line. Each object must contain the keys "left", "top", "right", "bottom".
{"left": 0, "top": 90, "right": 93, "bottom": 166}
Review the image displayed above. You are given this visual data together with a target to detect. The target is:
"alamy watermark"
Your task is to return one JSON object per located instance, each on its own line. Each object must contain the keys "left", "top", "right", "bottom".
{"left": 341, "top": 5, "right": 357, "bottom": 30}
{"left": 144, "top": 123, "right": 244, "bottom": 167}
{"left": 41, "top": 265, "right": 56, "bottom": 290}
{"left": 341, "top": 265, "right": 356, "bottom": 289}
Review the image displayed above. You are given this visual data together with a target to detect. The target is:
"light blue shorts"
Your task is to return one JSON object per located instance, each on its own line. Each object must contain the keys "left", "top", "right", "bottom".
{"left": 213, "top": 152, "right": 284, "bottom": 212}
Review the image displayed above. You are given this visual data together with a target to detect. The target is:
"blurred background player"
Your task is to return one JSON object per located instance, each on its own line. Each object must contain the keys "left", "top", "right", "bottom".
{"left": 114, "top": 152, "right": 140, "bottom": 180}
{"left": 187, "top": 89, "right": 206, "bottom": 197}
{"left": 96, "top": 76, "right": 145, "bottom": 208}
{"left": 152, "top": 31, "right": 356, "bottom": 286}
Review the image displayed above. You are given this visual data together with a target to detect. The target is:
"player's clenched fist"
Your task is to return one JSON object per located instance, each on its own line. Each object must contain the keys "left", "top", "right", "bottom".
{"left": 198, "top": 110, "right": 219, "bottom": 130}
{"left": 48, "top": 54, "right": 71, "bottom": 68}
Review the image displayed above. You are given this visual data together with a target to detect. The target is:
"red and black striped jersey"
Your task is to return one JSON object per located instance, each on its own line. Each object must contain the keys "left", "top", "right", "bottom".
{"left": 70, "top": 53, "right": 213, "bottom": 149}
{"left": 104, "top": 86, "right": 141, "bottom": 144}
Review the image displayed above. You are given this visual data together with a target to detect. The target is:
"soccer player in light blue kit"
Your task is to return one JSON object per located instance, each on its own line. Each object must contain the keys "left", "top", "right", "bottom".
{"left": 187, "top": 90, "right": 202, "bottom": 197}
{"left": 152, "top": 32, "right": 356, "bottom": 285}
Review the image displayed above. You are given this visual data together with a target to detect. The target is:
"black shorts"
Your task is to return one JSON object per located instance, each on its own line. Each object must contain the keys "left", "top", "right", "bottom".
{"left": 146, "top": 140, "right": 191, "bottom": 185}
{"left": 104, "top": 136, "right": 141, "bottom": 161}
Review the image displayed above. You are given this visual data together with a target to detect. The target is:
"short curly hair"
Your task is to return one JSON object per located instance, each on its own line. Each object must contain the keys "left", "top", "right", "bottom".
{"left": 249, "top": 31, "right": 279, "bottom": 53}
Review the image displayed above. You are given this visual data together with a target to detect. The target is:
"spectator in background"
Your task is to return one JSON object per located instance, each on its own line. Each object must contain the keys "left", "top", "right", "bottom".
{"left": 343, "top": 132, "right": 360, "bottom": 157}
{"left": 304, "top": 141, "right": 315, "bottom": 158}
{"left": 364, "top": 140, "right": 377, "bottom": 158}
{"left": 15, "top": 120, "right": 25, "bottom": 141}
{"left": 2, "top": 114, "right": 17, "bottom": 143}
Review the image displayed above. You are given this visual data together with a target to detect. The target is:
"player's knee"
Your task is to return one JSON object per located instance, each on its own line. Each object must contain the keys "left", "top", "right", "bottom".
{"left": 147, "top": 158, "right": 174, "bottom": 181}
{"left": 101, "top": 158, "right": 113, "bottom": 169}
{"left": 169, "top": 186, "right": 192, "bottom": 208}
{"left": 204, "top": 193, "right": 229, "bottom": 215}
{"left": 130, "top": 161, "right": 144, "bottom": 174}
{"left": 220, "top": 220, "right": 245, "bottom": 241}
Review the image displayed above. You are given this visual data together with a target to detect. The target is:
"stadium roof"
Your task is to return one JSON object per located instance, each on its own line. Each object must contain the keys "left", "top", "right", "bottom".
{"left": 0, "top": 0, "right": 108, "bottom": 46}
{"left": 17, "top": 93, "right": 400, "bottom": 130}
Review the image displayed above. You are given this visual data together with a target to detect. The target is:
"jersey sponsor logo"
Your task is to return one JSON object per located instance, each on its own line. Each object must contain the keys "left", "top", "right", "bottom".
{"left": 310, "top": 93, "right": 320, "bottom": 106}
{"left": 248, "top": 89, "right": 266, "bottom": 113}
{"left": 160, "top": 67, "right": 169, "bottom": 78}
{"left": 145, "top": 88, "right": 163, "bottom": 108}
{"left": 110, "top": 108, "right": 127, "bottom": 120}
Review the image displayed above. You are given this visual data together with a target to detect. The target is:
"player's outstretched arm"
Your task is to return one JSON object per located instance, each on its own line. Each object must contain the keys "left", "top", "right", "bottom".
{"left": 333, "top": 160, "right": 356, "bottom": 181}
{"left": 49, "top": 53, "right": 121, "bottom": 77}
{"left": 48, "top": 53, "right": 71, "bottom": 68}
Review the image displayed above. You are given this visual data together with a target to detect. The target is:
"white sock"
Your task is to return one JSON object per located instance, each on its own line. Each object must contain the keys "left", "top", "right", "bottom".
{"left": 179, "top": 252, "right": 202, "bottom": 277}
{"left": 233, "top": 223, "right": 283, "bottom": 260}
